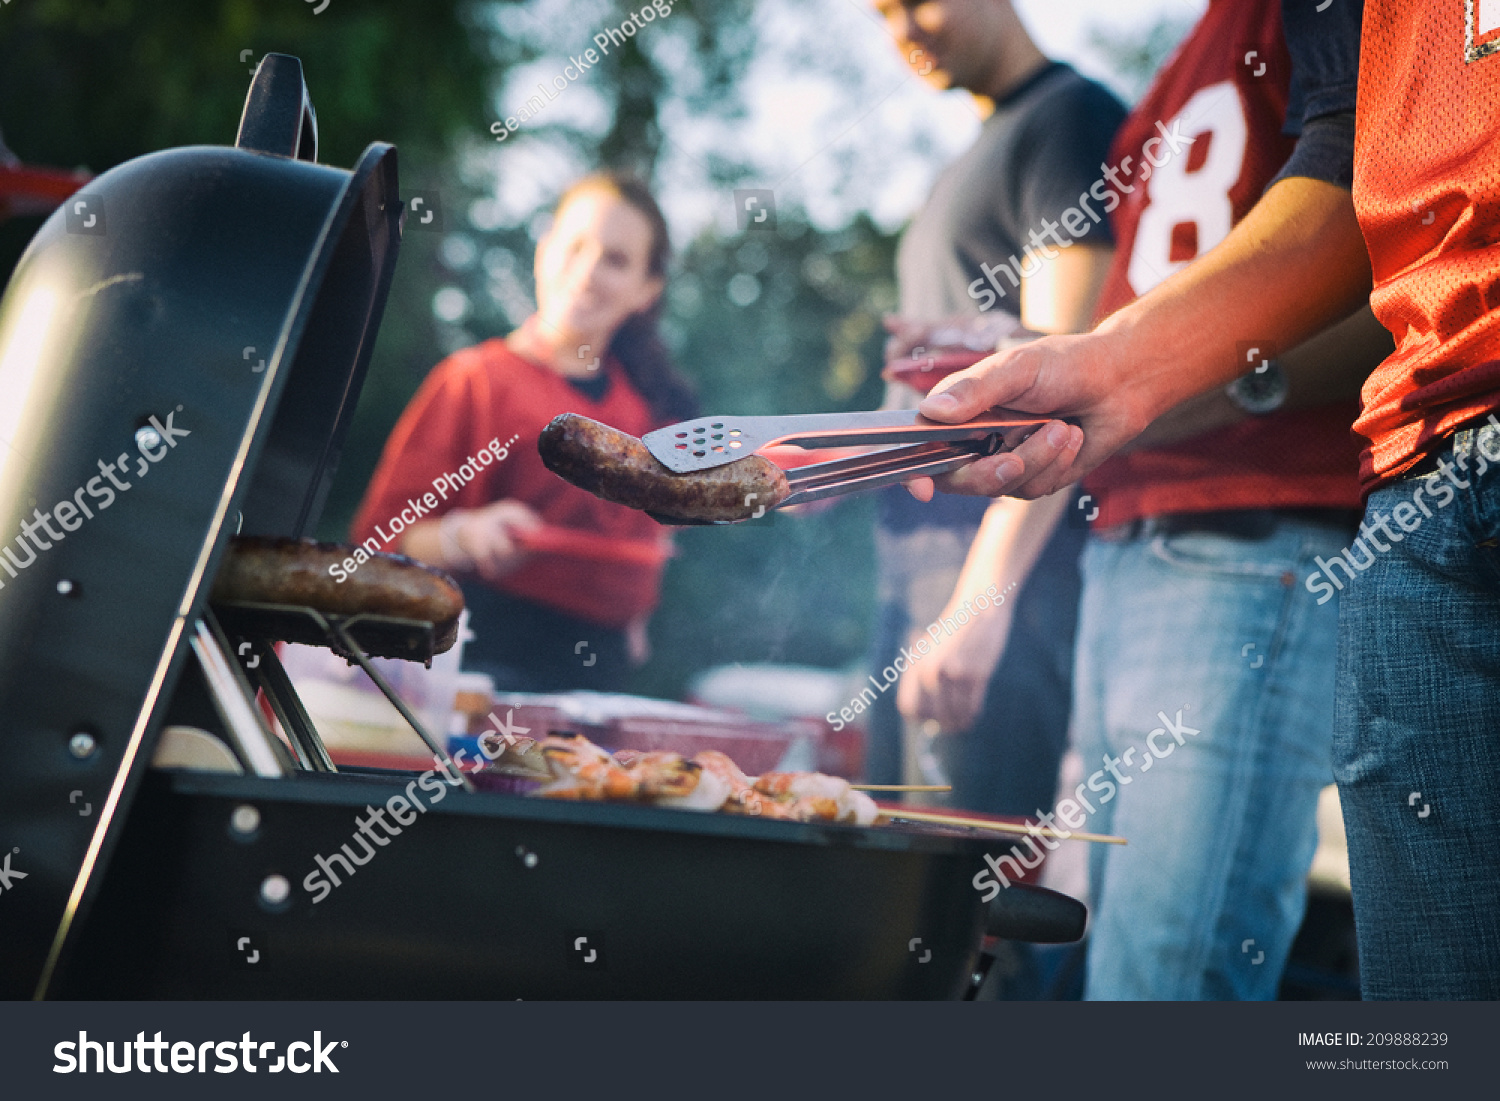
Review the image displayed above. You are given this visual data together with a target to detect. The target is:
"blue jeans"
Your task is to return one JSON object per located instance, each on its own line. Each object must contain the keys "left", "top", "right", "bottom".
{"left": 1074, "top": 513, "right": 1352, "bottom": 999}
{"left": 1333, "top": 417, "right": 1500, "bottom": 999}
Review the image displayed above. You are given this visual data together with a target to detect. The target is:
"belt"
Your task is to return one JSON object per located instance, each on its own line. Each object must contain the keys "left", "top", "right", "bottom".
{"left": 1092, "top": 507, "right": 1363, "bottom": 543}
{"left": 1400, "top": 416, "right": 1500, "bottom": 481}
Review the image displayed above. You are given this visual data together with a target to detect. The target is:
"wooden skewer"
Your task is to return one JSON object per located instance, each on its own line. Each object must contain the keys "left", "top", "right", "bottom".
{"left": 851, "top": 783, "right": 952, "bottom": 792}
{"left": 877, "top": 807, "right": 1126, "bottom": 845}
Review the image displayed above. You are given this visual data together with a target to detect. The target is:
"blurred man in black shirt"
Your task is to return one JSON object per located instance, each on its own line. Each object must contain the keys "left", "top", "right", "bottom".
{"left": 868, "top": 0, "right": 1124, "bottom": 825}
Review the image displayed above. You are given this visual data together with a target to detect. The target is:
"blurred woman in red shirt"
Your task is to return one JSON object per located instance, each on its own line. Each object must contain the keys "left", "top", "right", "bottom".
{"left": 351, "top": 173, "right": 696, "bottom": 691}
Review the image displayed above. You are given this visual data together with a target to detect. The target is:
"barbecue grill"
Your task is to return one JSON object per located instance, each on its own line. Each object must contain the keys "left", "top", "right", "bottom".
{"left": 0, "top": 57, "right": 1085, "bottom": 1000}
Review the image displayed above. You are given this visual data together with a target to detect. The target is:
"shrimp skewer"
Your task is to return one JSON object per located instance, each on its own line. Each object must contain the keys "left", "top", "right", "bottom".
{"left": 483, "top": 731, "right": 876, "bottom": 823}
{"left": 754, "top": 771, "right": 879, "bottom": 825}
{"left": 696, "top": 751, "right": 799, "bottom": 819}
{"left": 533, "top": 734, "right": 639, "bottom": 800}
{"left": 621, "top": 751, "right": 732, "bottom": 810}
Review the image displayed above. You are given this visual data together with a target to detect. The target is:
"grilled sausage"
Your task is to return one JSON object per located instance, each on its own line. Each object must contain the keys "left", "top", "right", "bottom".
{"left": 538, "top": 413, "right": 789, "bottom": 524}
{"left": 210, "top": 536, "right": 465, "bottom": 627}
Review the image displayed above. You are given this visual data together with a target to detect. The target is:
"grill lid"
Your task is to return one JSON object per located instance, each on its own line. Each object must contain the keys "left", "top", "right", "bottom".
{"left": 0, "top": 54, "right": 405, "bottom": 998}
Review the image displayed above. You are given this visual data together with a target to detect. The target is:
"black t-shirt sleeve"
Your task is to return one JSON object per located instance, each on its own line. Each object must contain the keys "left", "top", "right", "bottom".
{"left": 1273, "top": 0, "right": 1362, "bottom": 189}
{"left": 1001, "top": 79, "right": 1127, "bottom": 246}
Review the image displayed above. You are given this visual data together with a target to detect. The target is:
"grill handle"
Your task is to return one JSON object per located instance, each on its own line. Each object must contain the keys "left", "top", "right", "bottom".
{"left": 235, "top": 53, "right": 319, "bottom": 162}
{"left": 986, "top": 883, "right": 1087, "bottom": 944}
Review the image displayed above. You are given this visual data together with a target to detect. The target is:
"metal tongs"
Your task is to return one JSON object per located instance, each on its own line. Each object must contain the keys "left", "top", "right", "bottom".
{"left": 642, "top": 407, "right": 1051, "bottom": 513}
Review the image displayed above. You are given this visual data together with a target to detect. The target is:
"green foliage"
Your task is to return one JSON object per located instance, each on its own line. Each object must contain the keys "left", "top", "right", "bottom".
{"left": 0, "top": 0, "right": 486, "bottom": 171}
{"left": 480, "top": 0, "right": 760, "bottom": 180}
{"left": 0, "top": 0, "right": 490, "bottom": 361}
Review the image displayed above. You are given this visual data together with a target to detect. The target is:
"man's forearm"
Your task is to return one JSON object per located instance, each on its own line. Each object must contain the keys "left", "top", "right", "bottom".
{"left": 1098, "top": 176, "right": 1372, "bottom": 427}
{"left": 1128, "top": 304, "right": 1393, "bottom": 450}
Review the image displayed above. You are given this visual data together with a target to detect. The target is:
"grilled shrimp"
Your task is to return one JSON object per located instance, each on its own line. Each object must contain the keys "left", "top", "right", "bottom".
{"left": 534, "top": 734, "right": 639, "bottom": 800}
{"left": 622, "top": 751, "right": 731, "bottom": 810}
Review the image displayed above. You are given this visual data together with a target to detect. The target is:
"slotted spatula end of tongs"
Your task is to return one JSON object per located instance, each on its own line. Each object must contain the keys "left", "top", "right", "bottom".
{"left": 642, "top": 407, "right": 1053, "bottom": 515}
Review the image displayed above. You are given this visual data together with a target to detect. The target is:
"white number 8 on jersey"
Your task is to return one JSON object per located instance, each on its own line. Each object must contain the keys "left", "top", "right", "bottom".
{"left": 1126, "top": 81, "right": 1248, "bottom": 297}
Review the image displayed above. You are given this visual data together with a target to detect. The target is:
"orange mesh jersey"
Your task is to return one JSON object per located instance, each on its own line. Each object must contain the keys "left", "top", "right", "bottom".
{"left": 1353, "top": 2, "right": 1500, "bottom": 487}
{"left": 1084, "top": 0, "right": 1363, "bottom": 526}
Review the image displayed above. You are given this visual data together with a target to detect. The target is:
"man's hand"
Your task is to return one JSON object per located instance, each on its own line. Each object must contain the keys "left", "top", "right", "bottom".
{"left": 896, "top": 599, "right": 1014, "bottom": 732}
{"left": 903, "top": 331, "right": 1123, "bottom": 500}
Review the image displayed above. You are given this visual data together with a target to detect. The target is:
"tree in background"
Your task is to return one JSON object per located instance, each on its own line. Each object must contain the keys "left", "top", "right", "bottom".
{"left": 1086, "top": 11, "right": 1197, "bottom": 103}
{"left": 0, "top": 0, "right": 486, "bottom": 273}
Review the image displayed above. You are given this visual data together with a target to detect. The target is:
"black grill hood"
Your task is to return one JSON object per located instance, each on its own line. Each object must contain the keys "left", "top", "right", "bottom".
{"left": 0, "top": 54, "right": 404, "bottom": 998}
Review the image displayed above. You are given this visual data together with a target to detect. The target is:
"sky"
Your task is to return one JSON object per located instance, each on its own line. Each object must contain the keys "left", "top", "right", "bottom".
{"left": 1017, "top": 0, "right": 1208, "bottom": 81}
